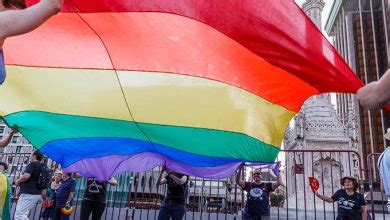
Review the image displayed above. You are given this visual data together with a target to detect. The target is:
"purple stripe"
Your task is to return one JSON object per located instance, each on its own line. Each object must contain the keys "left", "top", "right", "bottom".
{"left": 63, "top": 153, "right": 275, "bottom": 180}
{"left": 0, "top": 49, "right": 5, "bottom": 84}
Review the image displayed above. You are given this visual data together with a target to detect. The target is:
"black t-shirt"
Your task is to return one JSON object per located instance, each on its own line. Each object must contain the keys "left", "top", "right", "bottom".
{"left": 83, "top": 178, "right": 107, "bottom": 203}
{"left": 164, "top": 173, "right": 188, "bottom": 204}
{"left": 331, "top": 189, "right": 366, "bottom": 220}
{"left": 20, "top": 161, "right": 42, "bottom": 195}
{"left": 243, "top": 182, "right": 273, "bottom": 216}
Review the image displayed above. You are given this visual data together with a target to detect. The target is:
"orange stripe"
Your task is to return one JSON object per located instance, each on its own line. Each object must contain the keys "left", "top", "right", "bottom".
{"left": 4, "top": 12, "right": 318, "bottom": 112}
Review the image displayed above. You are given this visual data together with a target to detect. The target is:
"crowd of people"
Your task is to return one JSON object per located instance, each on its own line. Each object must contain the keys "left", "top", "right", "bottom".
{"left": 0, "top": 153, "right": 373, "bottom": 220}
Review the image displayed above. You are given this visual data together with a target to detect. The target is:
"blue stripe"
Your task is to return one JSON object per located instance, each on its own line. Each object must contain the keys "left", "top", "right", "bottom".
{"left": 0, "top": 49, "right": 5, "bottom": 84}
{"left": 40, "top": 137, "right": 242, "bottom": 167}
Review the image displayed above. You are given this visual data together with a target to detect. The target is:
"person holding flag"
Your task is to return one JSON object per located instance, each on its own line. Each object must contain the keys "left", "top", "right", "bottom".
{"left": 236, "top": 162, "right": 282, "bottom": 220}
{"left": 313, "top": 176, "right": 367, "bottom": 220}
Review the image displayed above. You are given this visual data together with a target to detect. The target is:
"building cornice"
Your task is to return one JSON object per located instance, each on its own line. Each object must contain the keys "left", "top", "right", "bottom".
{"left": 325, "top": 0, "right": 343, "bottom": 36}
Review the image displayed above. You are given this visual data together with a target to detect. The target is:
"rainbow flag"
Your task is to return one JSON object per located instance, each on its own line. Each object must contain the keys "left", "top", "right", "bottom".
{"left": 0, "top": 172, "right": 11, "bottom": 220}
{"left": 0, "top": 0, "right": 363, "bottom": 180}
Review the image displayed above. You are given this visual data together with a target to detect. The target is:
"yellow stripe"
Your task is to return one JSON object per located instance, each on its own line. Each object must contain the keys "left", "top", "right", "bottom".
{"left": 0, "top": 66, "right": 295, "bottom": 146}
{"left": 0, "top": 65, "right": 132, "bottom": 121}
{"left": 0, "top": 173, "right": 7, "bottom": 214}
{"left": 118, "top": 71, "right": 294, "bottom": 146}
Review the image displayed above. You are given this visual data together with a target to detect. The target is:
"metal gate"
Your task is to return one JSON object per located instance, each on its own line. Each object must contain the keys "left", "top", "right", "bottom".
{"left": 1, "top": 149, "right": 388, "bottom": 219}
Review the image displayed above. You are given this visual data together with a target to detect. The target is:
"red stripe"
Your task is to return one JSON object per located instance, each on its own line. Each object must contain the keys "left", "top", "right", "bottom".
{"left": 4, "top": 13, "right": 318, "bottom": 112}
{"left": 25, "top": 0, "right": 364, "bottom": 93}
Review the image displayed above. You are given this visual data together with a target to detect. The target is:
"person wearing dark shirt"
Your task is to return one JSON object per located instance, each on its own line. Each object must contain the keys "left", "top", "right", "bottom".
{"left": 157, "top": 167, "right": 189, "bottom": 220}
{"left": 80, "top": 177, "right": 117, "bottom": 220}
{"left": 55, "top": 172, "right": 76, "bottom": 220}
{"left": 14, "top": 150, "right": 45, "bottom": 220}
{"left": 315, "top": 176, "right": 367, "bottom": 220}
{"left": 236, "top": 162, "right": 282, "bottom": 220}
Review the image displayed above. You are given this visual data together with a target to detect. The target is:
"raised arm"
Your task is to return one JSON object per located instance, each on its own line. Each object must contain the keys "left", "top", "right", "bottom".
{"left": 156, "top": 167, "right": 167, "bottom": 186}
{"left": 314, "top": 192, "right": 334, "bottom": 203}
{"left": 0, "top": 126, "right": 16, "bottom": 148}
{"left": 357, "top": 69, "right": 390, "bottom": 109}
{"left": 168, "top": 174, "right": 187, "bottom": 185}
{"left": 272, "top": 162, "right": 282, "bottom": 190}
{"left": 0, "top": 0, "right": 62, "bottom": 42}
{"left": 235, "top": 163, "right": 245, "bottom": 189}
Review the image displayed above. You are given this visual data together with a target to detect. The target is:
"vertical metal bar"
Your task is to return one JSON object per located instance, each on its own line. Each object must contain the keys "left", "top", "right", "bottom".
{"left": 302, "top": 152, "right": 307, "bottom": 220}
{"left": 145, "top": 172, "right": 153, "bottom": 220}
{"left": 104, "top": 180, "right": 111, "bottom": 220}
{"left": 277, "top": 155, "right": 280, "bottom": 220}
{"left": 319, "top": 152, "right": 326, "bottom": 220}
{"left": 382, "top": 0, "right": 390, "bottom": 66}
{"left": 311, "top": 152, "right": 317, "bottom": 220}
{"left": 200, "top": 178, "right": 205, "bottom": 219}
{"left": 358, "top": 0, "right": 377, "bottom": 181}
{"left": 233, "top": 176, "right": 238, "bottom": 219}
{"left": 367, "top": 154, "right": 376, "bottom": 219}
{"left": 208, "top": 180, "right": 212, "bottom": 220}
{"left": 118, "top": 173, "right": 129, "bottom": 219}
{"left": 224, "top": 177, "right": 228, "bottom": 220}
{"left": 216, "top": 178, "right": 220, "bottom": 220}
{"left": 133, "top": 173, "right": 140, "bottom": 219}
{"left": 285, "top": 152, "right": 289, "bottom": 220}
{"left": 111, "top": 174, "right": 121, "bottom": 220}
{"left": 293, "top": 152, "right": 298, "bottom": 220}
{"left": 192, "top": 177, "right": 197, "bottom": 220}
{"left": 329, "top": 152, "right": 335, "bottom": 220}
{"left": 125, "top": 172, "right": 134, "bottom": 219}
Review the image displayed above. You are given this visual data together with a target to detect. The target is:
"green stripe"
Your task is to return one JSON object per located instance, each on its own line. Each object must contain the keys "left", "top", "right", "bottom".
{"left": 4, "top": 111, "right": 280, "bottom": 162}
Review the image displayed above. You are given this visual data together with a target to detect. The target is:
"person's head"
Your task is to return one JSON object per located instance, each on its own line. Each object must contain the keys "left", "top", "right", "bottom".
{"left": 340, "top": 176, "right": 359, "bottom": 192}
{"left": 252, "top": 169, "right": 262, "bottom": 183}
{"left": 62, "top": 172, "right": 72, "bottom": 179}
{"left": 54, "top": 170, "right": 62, "bottom": 182}
{"left": 31, "top": 150, "right": 44, "bottom": 162}
{"left": 1, "top": 0, "right": 26, "bottom": 10}
{"left": 0, "top": 161, "right": 8, "bottom": 172}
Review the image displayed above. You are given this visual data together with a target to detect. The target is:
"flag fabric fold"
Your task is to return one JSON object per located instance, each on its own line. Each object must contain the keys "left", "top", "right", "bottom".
{"left": 0, "top": 0, "right": 363, "bottom": 180}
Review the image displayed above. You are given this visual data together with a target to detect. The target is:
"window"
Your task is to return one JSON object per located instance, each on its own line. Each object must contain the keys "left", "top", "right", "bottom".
{"left": 16, "top": 146, "right": 22, "bottom": 153}
{"left": 12, "top": 136, "right": 18, "bottom": 144}
{"left": 11, "top": 166, "right": 17, "bottom": 174}
{"left": 7, "top": 156, "right": 14, "bottom": 163}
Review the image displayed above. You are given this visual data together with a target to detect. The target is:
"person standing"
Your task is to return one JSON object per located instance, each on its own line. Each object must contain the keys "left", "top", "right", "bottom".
{"left": 236, "top": 162, "right": 282, "bottom": 220}
{"left": 14, "top": 150, "right": 46, "bottom": 220}
{"left": 157, "top": 167, "right": 189, "bottom": 220}
{"left": 314, "top": 176, "right": 367, "bottom": 220}
{"left": 0, "top": 162, "right": 11, "bottom": 220}
{"left": 54, "top": 172, "right": 75, "bottom": 220}
{"left": 80, "top": 177, "right": 117, "bottom": 220}
{"left": 40, "top": 170, "right": 62, "bottom": 220}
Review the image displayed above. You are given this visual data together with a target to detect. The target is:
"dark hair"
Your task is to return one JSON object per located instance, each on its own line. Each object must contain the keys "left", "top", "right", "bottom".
{"left": 32, "top": 150, "right": 44, "bottom": 161}
{"left": 0, "top": 161, "right": 8, "bottom": 171}
{"left": 340, "top": 176, "right": 359, "bottom": 192}
{"left": 2, "top": 0, "right": 26, "bottom": 9}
